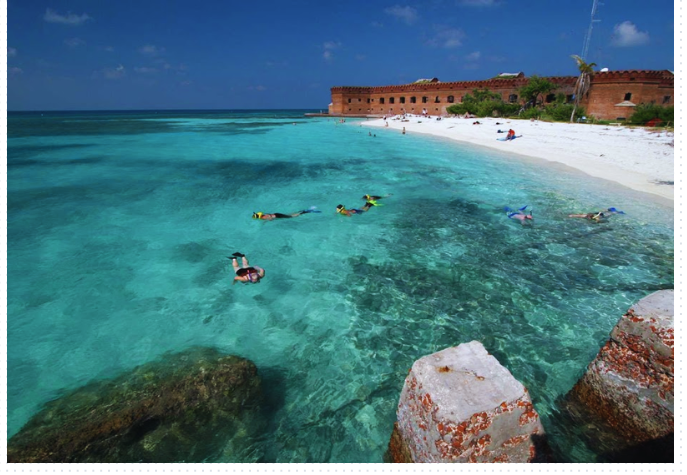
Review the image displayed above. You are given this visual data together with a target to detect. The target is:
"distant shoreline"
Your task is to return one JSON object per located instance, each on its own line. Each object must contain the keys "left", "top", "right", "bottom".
{"left": 362, "top": 116, "right": 674, "bottom": 205}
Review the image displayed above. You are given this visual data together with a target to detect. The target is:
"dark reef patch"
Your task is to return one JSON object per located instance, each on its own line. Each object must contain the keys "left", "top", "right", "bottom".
{"left": 8, "top": 347, "right": 263, "bottom": 463}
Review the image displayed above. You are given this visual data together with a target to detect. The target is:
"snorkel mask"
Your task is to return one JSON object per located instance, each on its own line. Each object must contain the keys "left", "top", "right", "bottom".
{"left": 252, "top": 212, "right": 264, "bottom": 219}
{"left": 336, "top": 205, "right": 345, "bottom": 214}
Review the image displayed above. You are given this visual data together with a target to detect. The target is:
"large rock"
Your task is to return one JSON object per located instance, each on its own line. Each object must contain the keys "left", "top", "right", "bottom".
{"left": 568, "top": 290, "right": 674, "bottom": 443}
{"left": 8, "top": 347, "right": 262, "bottom": 463}
{"left": 389, "top": 341, "right": 547, "bottom": 463}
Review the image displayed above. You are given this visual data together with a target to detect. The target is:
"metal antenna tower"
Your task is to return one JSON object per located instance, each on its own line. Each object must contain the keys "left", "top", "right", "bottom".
{"left": 581, "top": 0, "right": 602, "bottom": 61}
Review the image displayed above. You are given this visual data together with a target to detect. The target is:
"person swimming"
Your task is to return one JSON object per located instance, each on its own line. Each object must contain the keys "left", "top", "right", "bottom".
{"left": 361, "top": 193, "right": 392, "bottom": 206}
{"left": 568, "top": 207, "right": 625, "bottom": 223}
{"left": 505, "top": 205, "right": 534, "bottom": 225}
{"left": 336, "top": 202, "right": 375, "bottom": 216}
{"left": 229, "top": 252, "right": 265, "bottom": 285}
{"left": 252, "top": 207, "right": 321, "bottom": 221}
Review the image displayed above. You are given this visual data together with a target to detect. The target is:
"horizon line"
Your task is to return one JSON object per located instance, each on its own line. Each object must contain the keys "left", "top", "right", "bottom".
{"left": 7, "top": 107, "right": 329, "bottom": 113}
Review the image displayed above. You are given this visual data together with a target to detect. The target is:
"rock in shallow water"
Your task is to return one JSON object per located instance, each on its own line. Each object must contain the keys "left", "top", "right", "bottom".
{"left": 8, "top": 347, "right": 262, "bottom": 463}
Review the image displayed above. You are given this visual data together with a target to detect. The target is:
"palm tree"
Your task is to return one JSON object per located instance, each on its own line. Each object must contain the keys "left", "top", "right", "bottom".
{"left": 570, "top": 55, "right": 597, "bottom": 122}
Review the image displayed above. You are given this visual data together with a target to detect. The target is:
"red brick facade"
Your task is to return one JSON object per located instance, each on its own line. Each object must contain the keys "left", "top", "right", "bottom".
{"left": 329, "top": 70, "right": 673, "bottom": 120}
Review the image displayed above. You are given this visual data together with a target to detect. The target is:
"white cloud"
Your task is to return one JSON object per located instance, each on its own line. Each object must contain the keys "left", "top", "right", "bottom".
{"left": 384, "top": 5, "right": 418, "bottom": 25}
{"left": 459, "top": 0, "right": 500, "bottom": 6}
{"left": 611, "top": 21, "right": 650, "bottom": 47}
{"left": 323, "top": 41, "right": 342, "bottom": 61}
{"left": 101, "top": 64, "right": 126, "bottom": 79}
{"left": 44, "top": 8, "right": 91, "bottom": 26}
{"left": 9, "top": 67, "right": 23, "bottom": 75}
{"left": 134, "top": 67, "right": 157, "bottom": 74}
{"left": 138, "top": 44, "right": 166, "bottom": 56}
{"left": 8, "top": 47, "right": 16, "bottom": 57}
{"left": 64, "top": 37, "right": 85, "bottom": 48}
{"left": 465, "top": 51, "right": 481, "bottom": 61}
{"left": 426, "top": 27, "right": 465, "bottom": 48}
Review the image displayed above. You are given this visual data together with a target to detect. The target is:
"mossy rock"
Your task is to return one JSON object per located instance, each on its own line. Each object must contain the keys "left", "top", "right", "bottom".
{"left": 8, "top": 347, "right": 262, "bottom": 462}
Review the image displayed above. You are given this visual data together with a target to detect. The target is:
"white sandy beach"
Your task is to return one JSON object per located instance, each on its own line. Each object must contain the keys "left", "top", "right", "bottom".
{"left": 362, "top": 116, "right": 674, "bottom": 203}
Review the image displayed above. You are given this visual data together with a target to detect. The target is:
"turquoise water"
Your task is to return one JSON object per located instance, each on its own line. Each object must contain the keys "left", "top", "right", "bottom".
{"left": 8, "top": 110, "right": 674, "bottom": 462}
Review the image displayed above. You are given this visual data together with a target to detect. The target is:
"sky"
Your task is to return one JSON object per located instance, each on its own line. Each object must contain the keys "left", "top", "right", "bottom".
{"left": 6, "top": 0, "right": 676, "bottom": 111}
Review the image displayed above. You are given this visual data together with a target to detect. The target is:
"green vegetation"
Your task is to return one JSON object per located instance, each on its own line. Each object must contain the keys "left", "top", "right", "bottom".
{"left": 518, "top": 75, "right": 556, "bottom": 107}
{"left": 570, "top": 55, "right": 597, "bottom": 122}
{"left": 518, "top": 103, "right": 585, "bottom": 122}
{"left": 446, "top": 88, "right": 520, "bottom": 117}
{"left": 628, "top": 104, "right": 674, "bottom": 126}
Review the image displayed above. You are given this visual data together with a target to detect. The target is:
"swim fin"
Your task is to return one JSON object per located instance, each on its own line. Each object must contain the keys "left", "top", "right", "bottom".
{"left": 232, "top": 252, "right": 245, "bottom": 258}
{"left": 518, "top": 205, "right": 528, "bottom": 211}
{"left": 300, "top": 206, "right": 322, "bottom": 214}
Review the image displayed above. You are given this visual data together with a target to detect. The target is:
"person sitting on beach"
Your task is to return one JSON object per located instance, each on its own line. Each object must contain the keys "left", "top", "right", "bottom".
{"left": 336, "top": 202, "right": 375, "bottom": 217}
{"left": 229, "top": 252, "right": 265, "bottom": 285}
{"left": 506, "top": 129, "right": 515, "bottom": 140}
{"left": 252, "top": 207, "right": 320, "bottom": 221}
{"left": 568, "top": 207, "right": 625, "bottom": 223}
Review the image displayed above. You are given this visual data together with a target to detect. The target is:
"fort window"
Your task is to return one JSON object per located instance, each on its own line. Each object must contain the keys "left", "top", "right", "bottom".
{"left": 447, "top": 95, "right": 455, "bottom": 103}
{"left": 566, "top": 94, "right": 573, "bottom": 103}
{"left": 663, "top": 95, "right": 671, "bottom": 104}
{"left": 389, "top": 97, "right": 395, "bottom": 104}
{"left": 509, "top": 94, "right": 518, "bottom": 103}
{"left": 380, "top": 98, "right": 385, "bottom": 104}
{"left": 358, "top": 98, "right": 361, "bottom": 102}
{"left": 624, "top": 92, "right": 632, "bottom": 101}
{"left": 367, "top": 98, "right": 371, "bottom": 103}
{"left": 422, "top": 96, "right": 428, "bottom": 103}
{"left": 434, "top": 96, "right": 440, "bottom": 103}
{"left": 348, "top": 98, "right": 351, "bottom": 103}
{"left": 545, "top": 93, "right": 555, "bottom": 103}
{"left": 410, "top": 96, "right": 417, "bottom": 103}
{"left": 400, "top": 97, "right": 406, "bottom": 104}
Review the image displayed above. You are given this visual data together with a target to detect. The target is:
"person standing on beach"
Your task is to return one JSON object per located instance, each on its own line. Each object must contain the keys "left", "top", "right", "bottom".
{"left": 402, "top": 127, "right": 406, "bottom": 135}
{"left": 229, "top": 253, "right": 265, "bottom": 284}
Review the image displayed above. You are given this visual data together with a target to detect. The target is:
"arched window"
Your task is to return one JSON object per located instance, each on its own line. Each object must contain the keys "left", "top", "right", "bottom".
{"left": 624, "top": 92, "right": 632, "bottom": 101}
{"left": 347, "top": 98, "right": 351, "bottom": 103}
{"left": 422, "top": 96, "right": 428, "bottom": 103}
{"left": 508, "top": 94, "right": 518, "bottom": 103}
{"left": 434, "top": 96, "right": 440, "bottom": 103}
{"left": 447, "top": 95, "right": 455, "bottom": 103}
{"left": 410, "top": 96, "right": 417, "bottom": 103}
{"left": 389, "top": 97, "right": 395, "bottom": 104}
{"left": 380, "top": 97, "right": 385, "bottom": 104}
{"left": 545, "top": 94, "right": 555, "bottom": 103}
{"left": 400, "top": 97, "right": 406, "bottom": 104}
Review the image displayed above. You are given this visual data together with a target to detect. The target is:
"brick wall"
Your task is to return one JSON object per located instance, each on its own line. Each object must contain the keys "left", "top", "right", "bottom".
{"left": 330, "top": 71, "right": 673, "bottom": 120}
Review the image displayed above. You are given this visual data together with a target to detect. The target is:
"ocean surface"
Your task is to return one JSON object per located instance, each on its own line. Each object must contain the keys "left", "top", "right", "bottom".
{"left": 7, "top": 110, "right": 674, "bottom": 462}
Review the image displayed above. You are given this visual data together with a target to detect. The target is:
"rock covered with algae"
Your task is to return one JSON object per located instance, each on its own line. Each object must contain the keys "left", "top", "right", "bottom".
{"left": 8, "top": 347, "right": 262, "bottom": 463}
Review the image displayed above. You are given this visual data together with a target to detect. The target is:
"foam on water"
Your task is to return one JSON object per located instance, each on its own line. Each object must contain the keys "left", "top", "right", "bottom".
{"left": 8, "top": 111, "right": 673, "bottom": 462}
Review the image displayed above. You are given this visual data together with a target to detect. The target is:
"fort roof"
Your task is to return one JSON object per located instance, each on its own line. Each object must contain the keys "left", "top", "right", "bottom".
{"left": 331, "top": 70, "right": 673, "bottom": 93}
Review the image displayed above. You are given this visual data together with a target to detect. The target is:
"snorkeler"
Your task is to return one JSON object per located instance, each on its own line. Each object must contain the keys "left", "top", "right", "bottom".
{"left": 336, "top": 202, "right": 375, "bottom": 217}
{"left": 505, "top": 205, "right": 534, "bottom": 225}
{"left": 229, "top": 252, "right": 265, "bottom": 284}
{"left": 361, "top": 193, "right": 392, "bottom": 207}
{"left": 252, "top": 207, "right": 321, "bottom": 221}
{"left": 568, "top": 207, "right": 625, "bottom": 223}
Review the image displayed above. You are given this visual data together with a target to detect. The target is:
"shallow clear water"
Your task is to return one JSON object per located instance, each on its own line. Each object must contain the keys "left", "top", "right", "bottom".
{"left": 8, "top": 110, "right": 674, "bottom": 462}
